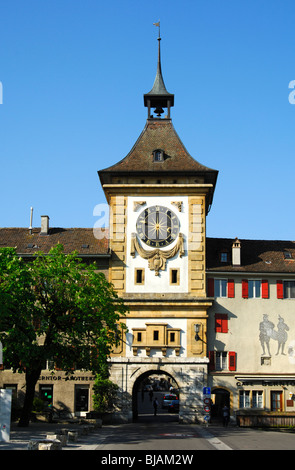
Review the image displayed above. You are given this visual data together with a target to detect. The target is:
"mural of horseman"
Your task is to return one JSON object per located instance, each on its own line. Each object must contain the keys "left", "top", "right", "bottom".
{"left": 259, "top": 314, "right": 289, "bottom": 356}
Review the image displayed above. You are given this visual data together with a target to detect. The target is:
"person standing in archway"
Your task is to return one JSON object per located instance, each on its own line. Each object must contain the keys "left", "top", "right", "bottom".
{"left": 153, "top": 398, "right": 159, "bottom": 416}
{"left": 222, "top": 404, "right": 230, "bottom": 427}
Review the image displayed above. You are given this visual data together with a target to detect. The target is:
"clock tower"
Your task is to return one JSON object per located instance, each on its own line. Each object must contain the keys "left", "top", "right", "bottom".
{"left": 98, "top": 29, "right": 218, "bottom": 423}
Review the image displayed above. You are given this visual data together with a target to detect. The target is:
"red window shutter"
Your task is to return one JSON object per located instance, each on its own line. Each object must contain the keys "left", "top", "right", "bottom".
{"left": 207, "top": 278, "right": 214, "bottom": 297}
{"left": 228, "top": 279, "right": 235, "bottom": 298}
{"left": 208, "top": 351, "right": 215, "bottom": 371}
{"left": 277, "top": 280, "right": 284, "bottom": 299}
{"left": 262, "top": 280, "right": 269, "bottom": 299}
{"left": 242, "top": 279, "right": 248, "bottom": 298}
{"left": 215, "top": 314, "right": 228, "bottom": 333}
{"left": 228, "top": 351, "right": 236, "bottom": 371}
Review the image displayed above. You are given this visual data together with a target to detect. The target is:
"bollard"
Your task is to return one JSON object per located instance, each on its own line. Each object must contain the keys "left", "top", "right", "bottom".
{"left": 46, "top": 433, "right": 67, "bottom": 446}
{"left": 38, "top": 439, "right": 62, "bottom": 450}
{"left": 60, "top": 428, "right": 70, "bottom": 436}
{"left": 67, "top": 431, "right": 78, "bottom": 442}
{"left": 28, "top": 439, "right": 62, "bottom": 450}
{"left": 28, "top": 440, "right": 40, "bottom": 450}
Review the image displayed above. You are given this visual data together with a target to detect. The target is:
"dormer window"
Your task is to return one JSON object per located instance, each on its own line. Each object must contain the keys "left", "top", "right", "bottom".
{"left": 153, "top": 149, "right": 164, "bottom": 162}
{"left": 220, "top": 251, "right": 228, "bottom": 263}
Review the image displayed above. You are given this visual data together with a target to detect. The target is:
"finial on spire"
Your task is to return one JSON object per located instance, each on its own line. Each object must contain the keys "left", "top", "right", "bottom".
{"left": 153, "top": 20, "right": 161, "bottom": 40}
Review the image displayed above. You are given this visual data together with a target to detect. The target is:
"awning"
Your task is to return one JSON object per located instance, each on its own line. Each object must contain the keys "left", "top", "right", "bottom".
{"left": 235, "top": 375, "right": 295, "bottom": 385}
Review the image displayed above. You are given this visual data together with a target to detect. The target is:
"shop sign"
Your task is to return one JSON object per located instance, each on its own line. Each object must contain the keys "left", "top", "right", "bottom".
{"left": 40, "top": 375, "right": 95, "bottom": 382}
{"left": 237, "top": 380, "right": 295, "bottom": 387}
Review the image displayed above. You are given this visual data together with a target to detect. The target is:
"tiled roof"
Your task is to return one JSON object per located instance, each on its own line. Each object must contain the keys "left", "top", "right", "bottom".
{"left": 99, "top": 119, "right": 218, "bottom": 176}
{"left": 206, "top": 237, "right": 295, "bottom": 274}
{"left": 2, "top": 229, "right": 295, "bottom": 275}
{"left": 0, "top": 227, "right": 110, "bottom": 256}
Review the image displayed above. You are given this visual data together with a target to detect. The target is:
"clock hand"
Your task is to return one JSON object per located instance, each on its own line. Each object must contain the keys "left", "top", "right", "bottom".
{"left": 155, "top": 210, "right": 159, "bottom": 239}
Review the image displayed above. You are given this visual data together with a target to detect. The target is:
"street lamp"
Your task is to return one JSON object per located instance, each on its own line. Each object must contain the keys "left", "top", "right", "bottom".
{"left": 194, "top": 324, "right": 201, "bottom": 341}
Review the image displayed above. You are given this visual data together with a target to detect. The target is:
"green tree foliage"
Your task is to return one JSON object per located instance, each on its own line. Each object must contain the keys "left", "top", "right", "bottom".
{"left": 0, "top": 244, "right": 128, "bottom": 426}
{"left": 92, "top": 375, "right": 119, "bottom": 415}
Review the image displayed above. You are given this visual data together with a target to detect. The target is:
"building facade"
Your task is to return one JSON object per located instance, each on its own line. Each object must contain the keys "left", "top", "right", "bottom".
{"left": 206, "top": 237, "right": 295, "bottom": 426}
{"left": 1, "top": 33, "right": 295, "bottom": 426}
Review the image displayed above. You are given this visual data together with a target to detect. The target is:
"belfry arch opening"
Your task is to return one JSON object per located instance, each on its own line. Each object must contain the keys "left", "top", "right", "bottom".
{"left": 132, "top": 370, "right": 179, "bottom": 422}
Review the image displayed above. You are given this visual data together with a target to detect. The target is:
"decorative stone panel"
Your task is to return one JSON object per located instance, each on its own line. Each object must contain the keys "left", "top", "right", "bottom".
{"left": 109, "top": 196, "right": 127, "bottom": 294}
{"left": 188, "top": 196, "right": 206, "bottom": 297}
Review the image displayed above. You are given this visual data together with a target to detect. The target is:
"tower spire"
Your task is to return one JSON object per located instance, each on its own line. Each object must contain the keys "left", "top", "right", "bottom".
{"left": 144, "top": 22, "right": 174, "bottom": 119}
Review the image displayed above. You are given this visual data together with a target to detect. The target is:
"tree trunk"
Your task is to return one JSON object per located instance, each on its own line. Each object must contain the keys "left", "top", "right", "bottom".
{"left": 18, "top": 368, "right": 42, "bottom": 427}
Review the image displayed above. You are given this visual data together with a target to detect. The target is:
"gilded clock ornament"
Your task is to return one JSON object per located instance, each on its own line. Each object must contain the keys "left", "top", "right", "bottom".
{"left": 131, "top": 205, "right": 184, "bottom": 276}
{"left": 136, "top": 205, "right": 180, "bottom": 248}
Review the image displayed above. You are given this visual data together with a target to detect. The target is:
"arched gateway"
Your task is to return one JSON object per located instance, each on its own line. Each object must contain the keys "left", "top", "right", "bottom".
{"left": 131, "top": 368, "right": 179, "bottom": 421}
{"left": 98, "top": 29, "right": 218, "bottom": 425}
{"left": 108, "top": 357, "right": 210, "bottom": 423}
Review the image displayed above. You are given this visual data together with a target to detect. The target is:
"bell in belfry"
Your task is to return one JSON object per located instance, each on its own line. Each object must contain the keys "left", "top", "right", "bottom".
{"left": 154, "top": 107, "right": 164, "bottom": 116}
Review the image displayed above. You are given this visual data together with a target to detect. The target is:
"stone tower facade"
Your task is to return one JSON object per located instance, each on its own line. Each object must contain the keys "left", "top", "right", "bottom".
{"left": 98, "top": 31, "right": 218, "bottom": 423}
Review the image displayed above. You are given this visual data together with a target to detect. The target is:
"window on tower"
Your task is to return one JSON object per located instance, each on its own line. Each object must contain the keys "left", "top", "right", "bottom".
{"left": 135, "top": 268, "right": 145, "bottom": 285}
{"left": 153, "top": 149, "right": 164, "bottom": 162}
{"left": 170, "top": 268, "right": 180, "bottom": 285}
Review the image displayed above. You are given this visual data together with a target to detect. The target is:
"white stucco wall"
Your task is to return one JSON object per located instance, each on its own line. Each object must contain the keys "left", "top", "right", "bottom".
{"left": 207, "top": 275, "right": 295, "bottom": 373}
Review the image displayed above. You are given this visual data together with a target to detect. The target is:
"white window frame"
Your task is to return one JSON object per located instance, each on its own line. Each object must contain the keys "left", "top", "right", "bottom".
{"left": 215, "top": 351, "right": 228, "bottom": 371}
{"left": 214, "top": 279, "right": 228, "bottom": 298}
{"left": 239, "top": 390, "right": 264, "bottom": 409}
{"left": 239, "top": 390, "right": 250, "bottom": 408}
{"left": 252, "top": 390, "right": 263, "bottom": 408}
{"left": 248, "top": 279, "right": 261, "bottom": 298}
{"left": 283, "top": 280, "right": 295, "bottom": 299}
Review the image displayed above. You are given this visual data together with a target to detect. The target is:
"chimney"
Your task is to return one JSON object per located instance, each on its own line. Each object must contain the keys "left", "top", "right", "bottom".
{"left": 29, "top": 207, "right": 33, "bottom": 234}
{"left": 40, "top": 215, "right": 50, "bottom": 235}
{"left": 232, "top": 237, "right": 241, "bottom": 266}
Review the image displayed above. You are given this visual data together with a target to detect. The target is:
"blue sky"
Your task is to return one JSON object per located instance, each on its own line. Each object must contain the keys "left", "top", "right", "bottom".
{"left": 0, "top": 0, "right": 294, "bottom": 241}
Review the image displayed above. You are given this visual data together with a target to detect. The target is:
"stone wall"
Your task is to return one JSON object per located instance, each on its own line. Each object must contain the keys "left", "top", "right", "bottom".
{"left": 108, "top": 356, "right": 209, "bottom": 423}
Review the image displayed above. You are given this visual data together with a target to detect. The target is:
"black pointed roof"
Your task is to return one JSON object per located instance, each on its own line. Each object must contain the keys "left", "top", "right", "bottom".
{"left": 144, "top": 36, "right": 174, "bottom": 109}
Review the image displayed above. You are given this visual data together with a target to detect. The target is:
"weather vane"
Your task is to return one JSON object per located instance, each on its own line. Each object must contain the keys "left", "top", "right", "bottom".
{"left": 153, "top": 20, "right": 160, "bottom": 39}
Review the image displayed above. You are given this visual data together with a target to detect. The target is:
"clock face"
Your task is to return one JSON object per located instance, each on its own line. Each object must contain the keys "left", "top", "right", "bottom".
{"left": 136, "top": 205, "right": 180, "bottom": 248}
